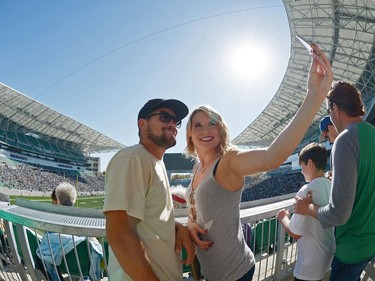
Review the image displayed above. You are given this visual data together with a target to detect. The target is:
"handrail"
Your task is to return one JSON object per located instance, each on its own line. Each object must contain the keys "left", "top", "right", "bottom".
{"left": 0, "top": 198, "right": 296, "bottom": 281}
{"left": 0, "top": 201, "right": 105, "bottom": 237}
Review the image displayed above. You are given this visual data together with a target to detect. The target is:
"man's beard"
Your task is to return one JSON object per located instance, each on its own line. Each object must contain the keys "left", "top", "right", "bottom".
{"left": 147, "top": 128, "right": 176, "bottom": 149}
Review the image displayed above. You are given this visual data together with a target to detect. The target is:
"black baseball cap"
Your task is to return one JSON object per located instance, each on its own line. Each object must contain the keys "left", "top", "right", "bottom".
{"left": 138, "top": 98, "right": 189, "bottom": 121}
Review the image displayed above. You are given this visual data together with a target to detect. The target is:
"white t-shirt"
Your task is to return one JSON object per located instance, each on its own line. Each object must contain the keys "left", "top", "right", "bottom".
{"left": 103, "top": 144, "right": 182, "bottom": 281}
{"left": 289, "top": 177, "right": 335, "bottom": 280}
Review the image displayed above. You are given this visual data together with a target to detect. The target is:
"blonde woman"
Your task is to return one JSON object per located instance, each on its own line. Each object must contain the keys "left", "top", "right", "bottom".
{"left": 184, "top": 44, "right": 333, "bottom": 281}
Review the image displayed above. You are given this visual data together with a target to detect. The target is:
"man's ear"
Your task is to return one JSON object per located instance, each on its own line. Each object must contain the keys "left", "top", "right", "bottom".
{"left": 138, "top": 118, "right": 146, "bottom": 130}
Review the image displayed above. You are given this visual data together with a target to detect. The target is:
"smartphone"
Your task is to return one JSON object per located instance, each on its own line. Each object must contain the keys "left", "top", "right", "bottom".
{"left": 296, "top": 35, "right": 313, "bottom": 53}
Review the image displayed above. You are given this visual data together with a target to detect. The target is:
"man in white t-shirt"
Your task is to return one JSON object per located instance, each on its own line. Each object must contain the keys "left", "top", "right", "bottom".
{"left": 103, "top": 99, "right": 194, "bottom": 281}
{"left": 277, "top": 143, "right": 335, "bottom": 281}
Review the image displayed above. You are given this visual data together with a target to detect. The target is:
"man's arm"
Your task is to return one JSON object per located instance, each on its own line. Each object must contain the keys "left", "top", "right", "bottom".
{"left": 175, "top": 222, "right": 195, "bottom": 265}
{"left": 317, "top": 130, "right": 358, "bottom": 227}
{"left": 294, "top": 192, "right": 320, "bottom": 219}
{"left": 105, "top": 210, "right": 159, "bottom": 281}
{"left": 295, "top": 129, "right": 359, "bottom": 227}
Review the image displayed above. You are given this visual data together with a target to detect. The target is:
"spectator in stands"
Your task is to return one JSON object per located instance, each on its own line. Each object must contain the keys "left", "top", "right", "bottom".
{"left": 51, "top": 188, "right": 58, "bottom": 205}
{"left": 277, "top": 143, "right": 334, "bottom": 281}
{"left": 184, "top": 44, "right": 333, "bottom": 281}
{"left": 54, "top": 182, "right": 77, "bottom": 206}
{"left": 103, "top": 99, "right": 194, "bottom": 281}
{"left": 295, "top": 81, "right": 375, "bottom": 281}
{"left": 319, "top": 115, "right": 339, "bottom": 181}
{"left": 0, "top": 163, "right": 105, "bottom": 195}
{"left": 319, "top": 115, "right": 338, "bottom": 144}
{"left": 37, "top": 182, "right": 103, "bottom": 281}
{"left": 241, "top": 172, "right": 305, "bottom": 202}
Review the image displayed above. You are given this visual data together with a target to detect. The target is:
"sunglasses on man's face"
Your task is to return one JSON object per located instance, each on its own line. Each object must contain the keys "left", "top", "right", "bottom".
{"left": 146, "top": 111, "right": 181, "bottom": 128}
{"left": 326, "top": 101, "right": 334, "bottom": 115}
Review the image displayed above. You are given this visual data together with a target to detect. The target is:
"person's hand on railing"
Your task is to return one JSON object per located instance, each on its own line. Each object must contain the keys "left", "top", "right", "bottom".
{"left": 276, "top": 209, "right": 290, "bottom": 221}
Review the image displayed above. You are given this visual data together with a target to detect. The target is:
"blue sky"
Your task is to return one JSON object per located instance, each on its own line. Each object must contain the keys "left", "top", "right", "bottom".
{"left": 0, "top": 1, "right": 290, "bottom": 171}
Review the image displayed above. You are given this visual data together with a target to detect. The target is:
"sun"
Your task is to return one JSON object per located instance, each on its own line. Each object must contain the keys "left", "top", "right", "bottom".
{"left": 230, "top": 45, "right": 269, "bottom": 79}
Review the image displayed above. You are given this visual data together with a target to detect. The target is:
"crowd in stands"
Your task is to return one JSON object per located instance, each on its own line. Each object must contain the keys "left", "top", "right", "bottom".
{"left": 0, "top": 163, "right": 105, "bottom": 195}
{"left": 0, "top": 161, "right": 304, "bottom": 201}
{"left": 241, "top": 172, "right": 306, "bottom": 202}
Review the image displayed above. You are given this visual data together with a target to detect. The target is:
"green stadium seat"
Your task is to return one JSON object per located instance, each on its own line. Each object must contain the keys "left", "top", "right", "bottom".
{"left": 57, "top": 239, "right": 91, "bottom": 278}
{"left": 12, "top": 224, "right": 44, "bottom": 271}
{"left": 254, "top": 218, "right": 277, "bottom": 254}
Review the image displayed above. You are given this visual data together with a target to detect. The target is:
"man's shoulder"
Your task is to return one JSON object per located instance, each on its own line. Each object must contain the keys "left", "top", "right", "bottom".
{"left": 107, "top": 144, "right": 150, "bottom": 168}
{"left": 335, "top": 123, "right": 359, "bottom": 147}
{"left": 113, "top": 144, "right": 148, "bottom": 159}
{"left": 358, "top": 121, "right": 375, "bottom": 137}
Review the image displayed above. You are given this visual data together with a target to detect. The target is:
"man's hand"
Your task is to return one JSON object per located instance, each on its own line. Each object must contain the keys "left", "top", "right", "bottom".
{"left": 294, "top": 191, "right": 319, "bottom": 219}
{"left": 325, "top": 170, "right": 333, "bottom": 181}
{"left": 175, "top": 222, "right": 195, "bottom": 265}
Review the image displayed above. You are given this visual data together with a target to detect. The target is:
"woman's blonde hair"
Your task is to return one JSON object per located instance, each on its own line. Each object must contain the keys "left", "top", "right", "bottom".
{"left": 183, "top": 105, "right": 236, "bottom": 160}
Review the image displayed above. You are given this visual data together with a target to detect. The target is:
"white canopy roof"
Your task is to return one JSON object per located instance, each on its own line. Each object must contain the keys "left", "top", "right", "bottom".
{"left": 0, "top": 82, "right": 125, "bottom": 154}
{"left": 233, "top": 0, "right": 375, "bottom": 149}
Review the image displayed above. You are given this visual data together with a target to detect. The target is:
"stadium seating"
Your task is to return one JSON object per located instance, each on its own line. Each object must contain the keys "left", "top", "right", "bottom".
{"left": 254, "top": 218, "right": 277, "bottom": 255}
{"left": 57, "top": 239, "right": 91, "bottom": 278}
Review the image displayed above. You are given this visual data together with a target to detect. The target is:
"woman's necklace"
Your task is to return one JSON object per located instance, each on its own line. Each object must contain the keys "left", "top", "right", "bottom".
{"left": 200, "top": 166, "right": 207, "bottom": 174}
{"left": 200, "top": 157, "right": 217, "bottom": 174}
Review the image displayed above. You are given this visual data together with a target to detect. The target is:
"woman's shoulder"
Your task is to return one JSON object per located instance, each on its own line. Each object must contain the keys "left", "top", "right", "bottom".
{"left": 222, "top": 148, "right": 241, "bottom": 158}
{"left": 220, "top": 149, "right": 241, "bottom": 164}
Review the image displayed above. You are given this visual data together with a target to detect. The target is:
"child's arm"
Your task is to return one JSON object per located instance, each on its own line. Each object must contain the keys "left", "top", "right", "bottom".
{"left": 277, "top": 209, "right": 302, "bottom": 240}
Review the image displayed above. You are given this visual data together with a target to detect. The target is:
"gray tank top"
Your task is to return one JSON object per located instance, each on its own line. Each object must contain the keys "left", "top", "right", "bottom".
{"left": 185, "top": 159, "right": 255, "bottom": 281}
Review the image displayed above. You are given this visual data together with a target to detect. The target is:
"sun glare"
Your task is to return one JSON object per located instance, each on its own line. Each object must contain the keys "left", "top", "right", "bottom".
{"left": 230, "top": 45, "right": 268, "bottom": 80}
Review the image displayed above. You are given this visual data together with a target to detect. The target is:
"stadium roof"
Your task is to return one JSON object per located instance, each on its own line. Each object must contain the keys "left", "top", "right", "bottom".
{"left": 233, "top": 0, "right": 375, "bottom": 150}
{"left": 0, "top": 82, "right": 125, "bottom": 154}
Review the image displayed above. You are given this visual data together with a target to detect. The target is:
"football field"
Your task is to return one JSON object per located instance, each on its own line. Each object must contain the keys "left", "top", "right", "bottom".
{"left": 9, "top": 195, "right": 105, "bottom": 209}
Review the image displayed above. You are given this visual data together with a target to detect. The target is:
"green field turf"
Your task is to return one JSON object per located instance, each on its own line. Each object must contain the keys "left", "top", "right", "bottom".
{"left": 9, "top": 195, "right": 105, "bottom": 209}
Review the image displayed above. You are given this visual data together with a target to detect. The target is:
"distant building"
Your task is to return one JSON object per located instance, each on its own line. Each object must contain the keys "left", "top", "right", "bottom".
{"left": 163, "top": 153, "right": 194, "bottom": 187}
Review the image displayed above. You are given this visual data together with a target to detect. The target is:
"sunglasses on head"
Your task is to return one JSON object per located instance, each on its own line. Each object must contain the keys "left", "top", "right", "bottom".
{"left": 146, "top": 111, "right": 182, "bottom": 128}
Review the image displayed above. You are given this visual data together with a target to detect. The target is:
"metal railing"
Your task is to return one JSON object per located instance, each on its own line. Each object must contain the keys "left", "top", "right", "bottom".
{"left": 0, "top": 195, "right": 298, "bottom": 281}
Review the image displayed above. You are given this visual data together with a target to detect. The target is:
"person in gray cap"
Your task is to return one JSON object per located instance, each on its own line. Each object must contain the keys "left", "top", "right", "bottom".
{"left": 319, "top": 115, "right": 338, "bottom": 144}
{"left": 103, "top": 98, "right": 194, "bottom": 281}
